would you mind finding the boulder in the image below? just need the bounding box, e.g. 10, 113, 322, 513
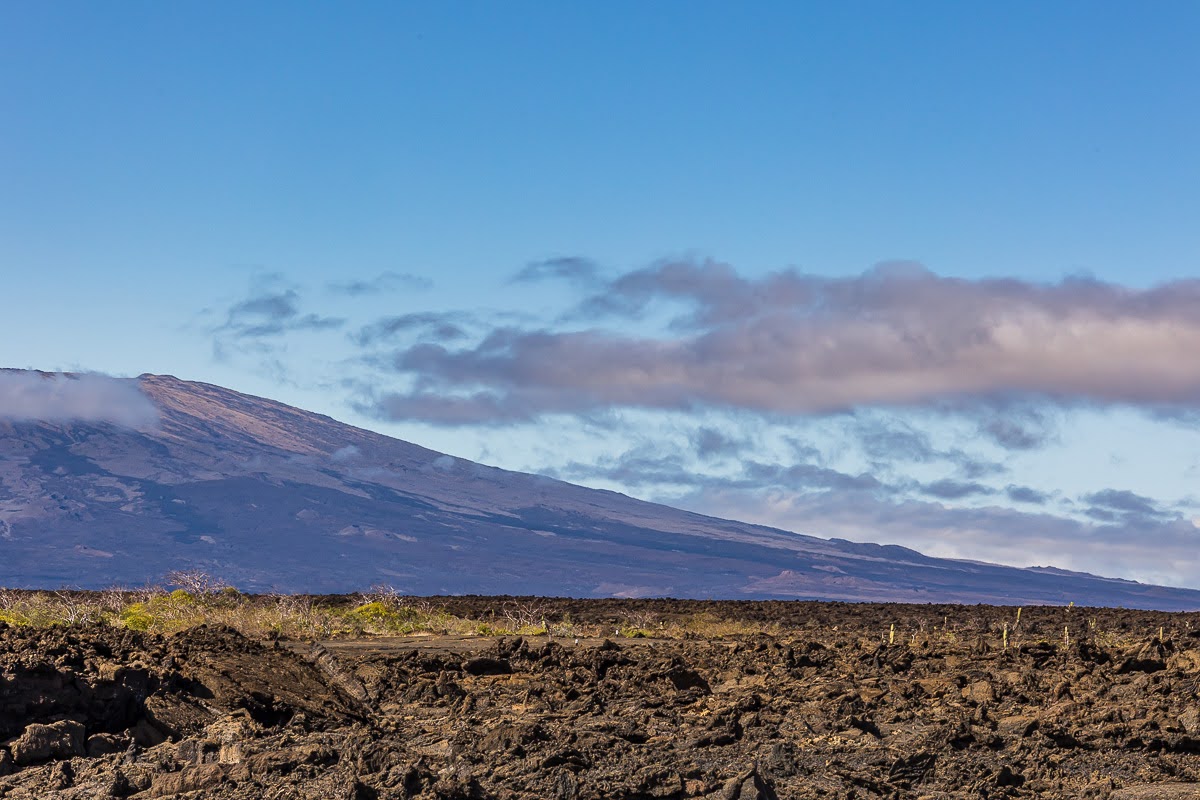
8, 720, 85, 765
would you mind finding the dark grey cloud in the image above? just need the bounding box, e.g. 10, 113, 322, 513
230, 290, 298, 322
783, 436, 824, 464
327, 271, 432, 296
367, 262, 1200, 425
1082, 506, 1121, 523
550, 445, 882, 495
852, 417, 1002, 476
955, 456, 1008, 481
692, 427, 745, 459
223, 289, 344, 338
576, 258, 813, 325
292, 314, 346, 332
551, 452, 691, 488
355, 312, 471, 346
511, 257, 603, 287
981, 418, 1047, 450
1082, 489, 1171, 523
374, 392, 502, 426
744, 461, 883, 492
0, 370, 158, 428
856, 419, 939, 464
974, 406, 1057, 451
921, 479, 995, 500
1006, 485, 1049, 504
817, 417, 1006, 482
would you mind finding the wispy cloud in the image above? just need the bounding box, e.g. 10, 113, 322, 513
973, 405, 1058, 451
691, 426, 746, 459
1081, 488, 1173, 525
0, 370, 158, 428
223, 288, 344, 338
534, 428, 1200, 585
511, 256, 604, 288
551, 450, 693, 488
676, 484, 1200, 588
327, 271, 432, 296
550, 443, 884, 495
354, 312, 472, 346
206, 277, 349, 386
851, 416, 1004, 478
1006, 485, 1050, 504
921, 479, 995, 500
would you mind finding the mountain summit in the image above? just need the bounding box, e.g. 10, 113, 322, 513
0, 371, 1197, 609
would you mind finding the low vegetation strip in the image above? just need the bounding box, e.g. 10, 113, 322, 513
1, 572, 1199, 648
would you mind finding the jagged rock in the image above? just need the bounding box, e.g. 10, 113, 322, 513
309, 642, 371, 706
47, 759, 74, 790
631, 765, 684, 798
995, 765, 1025, 787
87, 732, 130, 757
1113, 784, 1200, 799
175, 737, 221, 765
8, 719, 85, 765
143, 763, 230, 797
462, 657, 511, 676
721, 768, 779, 800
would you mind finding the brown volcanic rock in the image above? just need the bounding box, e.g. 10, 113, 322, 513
1113, 786, 1200, 799
6, 720, 85, 765
2, 603, 1200, 798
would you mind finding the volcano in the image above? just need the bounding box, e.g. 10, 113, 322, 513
0, 370, 1197, 609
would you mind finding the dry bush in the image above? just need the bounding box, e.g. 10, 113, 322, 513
499, 600, 550, 634
163, 569, 228, 595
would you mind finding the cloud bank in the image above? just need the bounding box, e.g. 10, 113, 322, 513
0, 371, 159, 428
539, 433, 1200, 586
368, 262, 1200, 425
679, 484, 1200, 590
189, 260, 1200, 585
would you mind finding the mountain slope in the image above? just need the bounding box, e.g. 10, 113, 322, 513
1, 371, 1197, 609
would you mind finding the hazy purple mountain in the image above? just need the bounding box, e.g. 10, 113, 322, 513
1, 370, 1197, 609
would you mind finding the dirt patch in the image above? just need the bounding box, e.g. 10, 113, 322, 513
2, 603, 1200, 798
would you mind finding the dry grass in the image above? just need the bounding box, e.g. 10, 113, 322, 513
3, 578, 1166, 648
0, 582, 787, 642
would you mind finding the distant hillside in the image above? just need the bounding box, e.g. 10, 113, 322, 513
1, 370, 1198, 609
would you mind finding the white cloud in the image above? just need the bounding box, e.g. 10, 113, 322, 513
0, 370, 159, 428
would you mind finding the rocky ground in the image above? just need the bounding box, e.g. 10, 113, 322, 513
3, 600, 1200, 798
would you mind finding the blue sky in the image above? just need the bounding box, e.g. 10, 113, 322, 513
4, 2, 1200, 586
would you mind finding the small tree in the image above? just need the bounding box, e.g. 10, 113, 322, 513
163, 569, 226, 596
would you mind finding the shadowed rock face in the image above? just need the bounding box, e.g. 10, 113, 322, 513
0, 371, 1198, 608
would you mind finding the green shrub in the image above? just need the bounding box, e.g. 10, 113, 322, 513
119, 603, 154, 631
0, 610, 29, 626
118, 590, 205, 633
348, 601, 394, 623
